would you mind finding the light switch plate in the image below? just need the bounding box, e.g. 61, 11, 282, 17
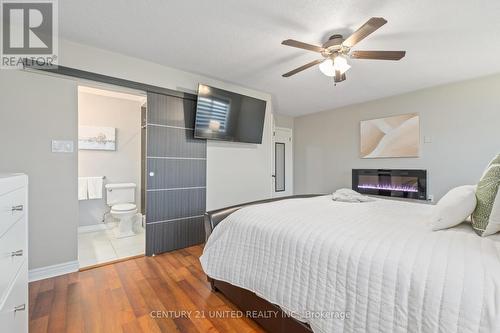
424, 136, 432, 143
52, 140, 74, 153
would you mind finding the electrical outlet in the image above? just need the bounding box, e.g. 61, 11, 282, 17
428, 194, 434, 202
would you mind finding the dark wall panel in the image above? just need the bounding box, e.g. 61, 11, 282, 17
146, 217, 205, 255
145, 93, 206, 256
146, 188, 206, 223
147, 158, 206, 189
148, 94, 197, 128
147, 126, 206, 158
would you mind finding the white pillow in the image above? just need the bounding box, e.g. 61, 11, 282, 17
430, 185, 477, 231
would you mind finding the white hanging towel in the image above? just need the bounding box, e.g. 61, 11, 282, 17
87, 177, 103, 199
78, 177, 88, 200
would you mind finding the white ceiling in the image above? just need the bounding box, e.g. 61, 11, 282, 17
60, 0, 500, 116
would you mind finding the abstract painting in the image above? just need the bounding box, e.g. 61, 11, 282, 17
360, 113, 419, 158
78, 126, 116, 151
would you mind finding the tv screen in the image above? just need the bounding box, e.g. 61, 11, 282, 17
194, 84, 266, 144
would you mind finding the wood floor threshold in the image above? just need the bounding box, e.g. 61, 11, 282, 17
78, 254, 145, 271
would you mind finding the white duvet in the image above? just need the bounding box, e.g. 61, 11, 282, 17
200, 195, 500, 333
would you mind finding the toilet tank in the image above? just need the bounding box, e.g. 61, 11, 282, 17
105, 183, 136, 205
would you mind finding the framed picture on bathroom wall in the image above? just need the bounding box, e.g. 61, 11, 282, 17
360, 113, 420, 158
78, 126, 116, 151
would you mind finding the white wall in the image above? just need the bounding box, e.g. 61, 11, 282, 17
294, 74, 500, 200
78, 91, 142, 226
0, 70, 78, 270
274, 114, 294, 129
57, 40, 274, 211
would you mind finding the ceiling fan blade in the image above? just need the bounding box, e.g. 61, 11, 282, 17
282, 39, 324, 53
350, 50, 406, 60
282, 59, 324, 77
342, 17, 387, 48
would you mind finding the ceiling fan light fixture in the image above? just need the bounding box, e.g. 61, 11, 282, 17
319, 58, 336, 77
333, 55, 351, 74
319, 55, 351, 77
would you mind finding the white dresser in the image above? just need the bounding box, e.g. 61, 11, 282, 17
0, 174, 28, 333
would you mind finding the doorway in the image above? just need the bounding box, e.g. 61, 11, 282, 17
77, 85, 147, 268
273, 127, 293, 197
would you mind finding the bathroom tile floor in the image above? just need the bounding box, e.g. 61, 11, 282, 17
78, 223, 145, 268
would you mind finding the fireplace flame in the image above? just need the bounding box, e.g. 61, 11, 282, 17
357, 184, 418, 193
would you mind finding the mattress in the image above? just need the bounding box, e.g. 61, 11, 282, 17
200, 195, 500, 333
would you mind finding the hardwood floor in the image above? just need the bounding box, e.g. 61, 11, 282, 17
29, 245, 265, 333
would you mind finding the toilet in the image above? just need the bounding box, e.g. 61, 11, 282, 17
105, 183, 139, 238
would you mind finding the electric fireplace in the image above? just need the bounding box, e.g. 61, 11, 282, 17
352, 169, 427, 200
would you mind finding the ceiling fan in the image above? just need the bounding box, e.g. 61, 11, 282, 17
281, 17, 406, 83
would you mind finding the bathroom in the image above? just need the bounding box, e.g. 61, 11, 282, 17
77, 85, 146, 268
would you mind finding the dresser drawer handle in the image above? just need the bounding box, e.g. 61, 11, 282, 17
14, 304, 26, 312
11, 249, 23, 257
11, 205, 24, 212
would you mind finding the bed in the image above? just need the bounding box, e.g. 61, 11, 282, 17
200, 195, 500, 333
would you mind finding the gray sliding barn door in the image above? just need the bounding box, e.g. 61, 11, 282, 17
145, 92, 206, 256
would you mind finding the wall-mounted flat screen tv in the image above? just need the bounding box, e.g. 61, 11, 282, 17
194, 84, 267, 144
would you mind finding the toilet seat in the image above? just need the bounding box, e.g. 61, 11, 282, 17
111, 203, 137, 212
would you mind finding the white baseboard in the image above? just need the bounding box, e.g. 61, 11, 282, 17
29, 260, 79, 282
78, 223, 113, 234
